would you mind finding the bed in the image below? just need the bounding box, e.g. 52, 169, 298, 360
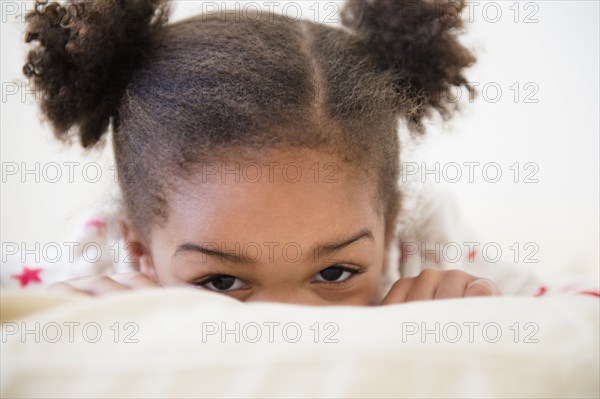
1, 288, 598, 398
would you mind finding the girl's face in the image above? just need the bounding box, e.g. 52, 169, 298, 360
133, 148, 389, 305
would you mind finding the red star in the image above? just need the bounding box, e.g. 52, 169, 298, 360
11, 267, 43, 288
85, 218, 106, 236
578, 290, 600, 298
468, 248, 477, 262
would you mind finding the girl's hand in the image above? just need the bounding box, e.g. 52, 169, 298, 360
381, 268, 501, 304
47, 272, 160, 296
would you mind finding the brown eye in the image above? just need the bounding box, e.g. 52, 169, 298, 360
313, 266, 358, 283
196, 275, 246, 292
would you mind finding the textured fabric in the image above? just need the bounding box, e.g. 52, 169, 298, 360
1, 289, 598, 398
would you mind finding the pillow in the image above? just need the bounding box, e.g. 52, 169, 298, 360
1, 289, 598, 398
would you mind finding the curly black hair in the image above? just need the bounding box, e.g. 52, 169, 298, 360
23, 0, 476, 243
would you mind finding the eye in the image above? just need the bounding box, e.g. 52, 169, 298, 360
312, 266, 359, 284
195, 275, 247, 292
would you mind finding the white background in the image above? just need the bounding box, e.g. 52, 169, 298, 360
1, 1, 598, 280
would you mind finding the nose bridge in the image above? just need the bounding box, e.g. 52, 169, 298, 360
248, 288, 298, 304
254, 243, 307, 279
242, 241, 315, 304
247, 284, 315, 305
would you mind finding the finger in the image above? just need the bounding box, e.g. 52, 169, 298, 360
465, 278, 502, 297
110, 272, 160, 289
381, 277, 415, 305
66, 275, 130, 295
433, 270, 475, 300
406, 269, 443, 302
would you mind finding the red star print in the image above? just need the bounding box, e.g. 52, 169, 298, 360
11, 266, 43, 288
577, 290, 600, 298
85, 218, 106, 236
468, 248, 477, 262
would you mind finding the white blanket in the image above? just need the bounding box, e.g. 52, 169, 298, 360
1, 288, 598, 398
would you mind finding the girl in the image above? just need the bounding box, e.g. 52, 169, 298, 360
10, 0, 506, 304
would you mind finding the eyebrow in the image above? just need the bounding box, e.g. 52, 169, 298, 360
174, 243, 245, 264
317, 229, 373, 257
172, 229, 373, 264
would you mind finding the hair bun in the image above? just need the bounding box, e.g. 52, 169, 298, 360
23, 0, 170, 148
341, 0, 476, 132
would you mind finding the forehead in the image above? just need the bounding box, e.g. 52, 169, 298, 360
161, 148, 381, 244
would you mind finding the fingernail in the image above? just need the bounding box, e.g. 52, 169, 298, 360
465, 279, 496, 297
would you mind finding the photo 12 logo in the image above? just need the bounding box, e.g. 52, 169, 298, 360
400, 241, 540, 265
1, 321, 140, 344
401, 162, 540, 184
401, 321, 540, 344
200, 321, 340, 344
